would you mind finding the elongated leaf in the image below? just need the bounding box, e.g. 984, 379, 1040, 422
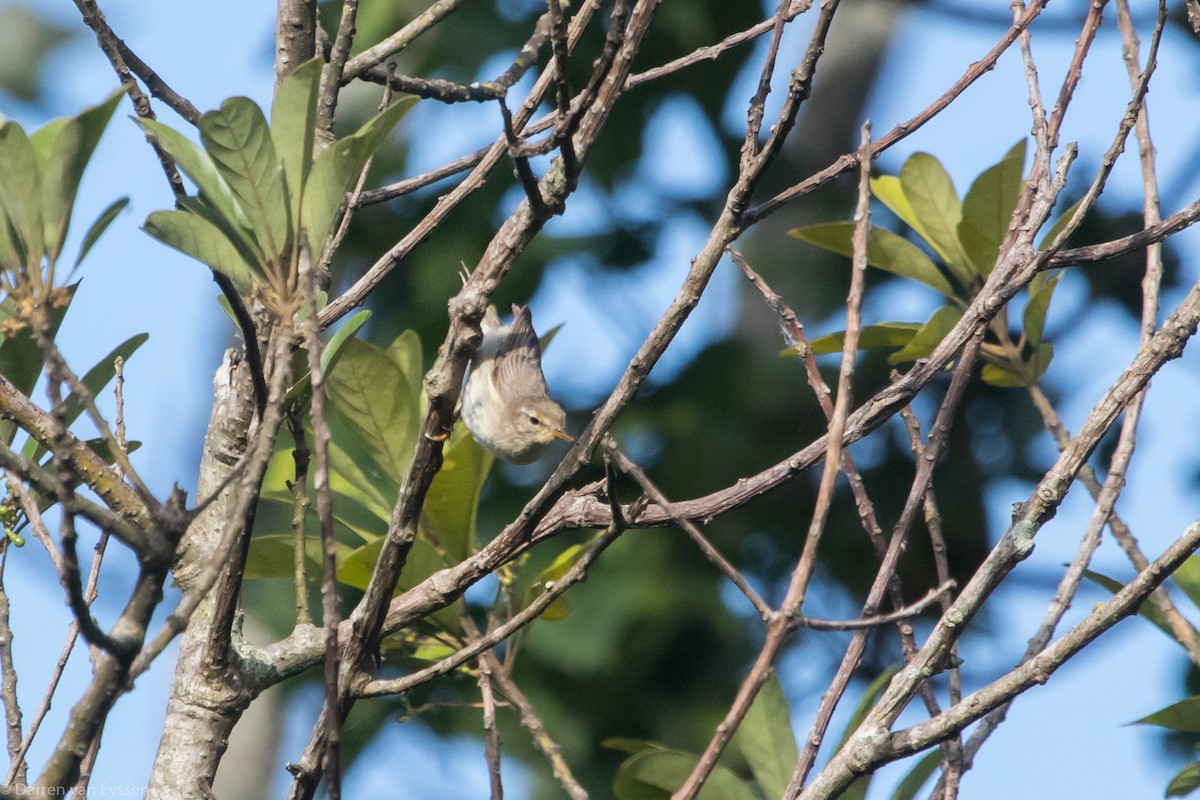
981, 342, 1052, 387
522, 542, 587, 622
287, 309, 373, 402
1038, 197, 1086, 249
244, 532, 354, 580
1169, 557, 1200, 611
1132, 697, 1200, 733
199, 97, 291, 263
613, 750, 757, 800
0, 283, 75, 444
143, 210, 259, 292
30, 89, 123, 260
809, 323, 922, 355
1083, 568, 1178, 642
386, 329, 424, 409
327, 437, 394, 523
72, 196, 129, 271
899, 153, 974, 287
958, 140, 1025, 276
0, 119, 43, 264
338, 537, 457, 630
1023, 272, 1060, 348
135, 117, 258, 257
271, 58, 322, 226
888, 306, 963, 365
423, 420, 493, 562
732, 673, 797, 800
302, 96, 416, 256
326, 336, 418, 485
890, 751, 941, 800
789, 222, 955, 298
1166, 762, 1200, 798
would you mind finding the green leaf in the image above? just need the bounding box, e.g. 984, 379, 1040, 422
809, 323, 922, 355
286, 309, 373, 402
1083, 568, 1178, 641
0, 119, 43, 265
1166, 762, 1200, 798
1038, 197, 1086, 249
326, 337, 418, 485
613, 750, 757, 800
142, 210, 259, 292
301, 96, 416, 256
72, 196, 129, 272
732, 673, 797, 800
134, 117, 258, 257
338, 537, 457, 629
0, 283, 75, 444
603, 738, 672, 756
898, 152, 974, 287
1170, 557, 1200, 611
889, 751, 941, 800
423, 420, 493, 563
958, 140, 1025, 276
888, 306, 963, 365
199, 97, 291, 264
981, 343, 1052, 387
1132, 697, 1200, 733
244, 532, 353, 580
30, 89, 123, 261
326, 437, 394, 523
789, 222, 955, 298
386, 329, 424, 408
1023, 273, 1060, 348
271, 58, 322, 227
522, 542, 586, 621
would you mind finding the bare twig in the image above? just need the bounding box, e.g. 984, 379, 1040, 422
485, 649, 588, 800
0, 546, 23, 784
477, 654, 504, 800
603, 442, 771, 621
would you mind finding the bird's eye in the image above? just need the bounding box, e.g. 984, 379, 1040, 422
528, 415, 540, 426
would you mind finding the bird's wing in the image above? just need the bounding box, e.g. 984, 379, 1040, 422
492, 305, 550, 398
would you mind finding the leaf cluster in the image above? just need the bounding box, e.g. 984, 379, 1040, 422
140, 60, 414, 312
790, 142, 1074, 388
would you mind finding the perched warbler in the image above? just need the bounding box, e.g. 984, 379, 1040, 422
461, 304, 573, 464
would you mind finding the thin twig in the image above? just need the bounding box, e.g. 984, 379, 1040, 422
477, 653, 504, 799
0, 545, 23, 784
356, 513, 639, 699
485, 648, 588, 800
603, 442, 771, 620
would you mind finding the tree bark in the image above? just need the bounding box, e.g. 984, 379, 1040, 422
146, 350, 260, 799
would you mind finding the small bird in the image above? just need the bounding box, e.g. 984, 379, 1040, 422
461, 304, 573, 464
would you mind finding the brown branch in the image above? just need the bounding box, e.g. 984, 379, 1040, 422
484, 648, 588, 800
356, 513, 636, 699
800, 274, 1200, 798
315, 0, 359, 147
743, 0, 1049, 226
603, 442, 770, 620
276, 0, 317, 88
1047, 197, 1200, 268
477, 653, 504, 800
341, 0, 465, 83
317, 0, 605, 328
0, 546, 22, 785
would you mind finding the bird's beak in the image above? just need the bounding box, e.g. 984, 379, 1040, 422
551, 429, 575, 444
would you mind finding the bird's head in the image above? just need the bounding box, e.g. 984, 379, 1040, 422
501, 397, 572, 464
